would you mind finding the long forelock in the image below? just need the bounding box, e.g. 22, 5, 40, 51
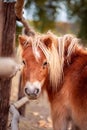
32, 36, 42, 61
37, 37, 63, 91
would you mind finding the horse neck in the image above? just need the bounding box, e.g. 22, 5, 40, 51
42, 76, 63, 103
44, 47, 87, 103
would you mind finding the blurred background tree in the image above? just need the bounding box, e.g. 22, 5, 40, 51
65, 0, 87, 41
16, 0, 87, 43
24, 0, 62, 33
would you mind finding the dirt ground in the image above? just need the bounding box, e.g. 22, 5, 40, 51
8, 72, 53, 130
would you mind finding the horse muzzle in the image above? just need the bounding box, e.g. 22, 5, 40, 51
25, 87, 40, 100
24, 81, 41, 100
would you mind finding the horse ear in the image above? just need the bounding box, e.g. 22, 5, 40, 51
18, 35, 29, 49
42, 36, 52, 49
42, 31, 57, 49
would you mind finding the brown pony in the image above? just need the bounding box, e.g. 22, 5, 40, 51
19, 32, 87, 130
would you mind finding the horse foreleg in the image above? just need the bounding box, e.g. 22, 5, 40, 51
52, 113, 69, 130
69, 121, 80, 130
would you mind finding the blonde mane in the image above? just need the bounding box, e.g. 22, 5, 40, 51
37, 34, 80, 90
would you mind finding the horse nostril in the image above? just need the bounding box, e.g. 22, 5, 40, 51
25, 87, 40, 96
25, 88, 30, 95
34, 88, 39, 95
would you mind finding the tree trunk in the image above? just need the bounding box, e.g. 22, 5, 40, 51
0, 1, 16, 130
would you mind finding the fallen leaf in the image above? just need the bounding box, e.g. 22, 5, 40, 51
38, 120, 46, 127
47, 117, 52, 123
32, 112, 39, 116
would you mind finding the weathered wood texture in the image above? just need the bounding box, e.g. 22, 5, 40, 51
0, 2, 16, 130
18, 73, 26, 116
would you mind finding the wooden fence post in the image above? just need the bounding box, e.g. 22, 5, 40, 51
0, 1, 16, 130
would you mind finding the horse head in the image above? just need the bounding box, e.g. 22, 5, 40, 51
18, 33, 56, 99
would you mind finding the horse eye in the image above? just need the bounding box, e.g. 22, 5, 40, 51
22, 60, 26, 65
43, 61, 48, 68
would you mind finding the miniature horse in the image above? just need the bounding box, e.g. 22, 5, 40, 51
19, 32, 87, 130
